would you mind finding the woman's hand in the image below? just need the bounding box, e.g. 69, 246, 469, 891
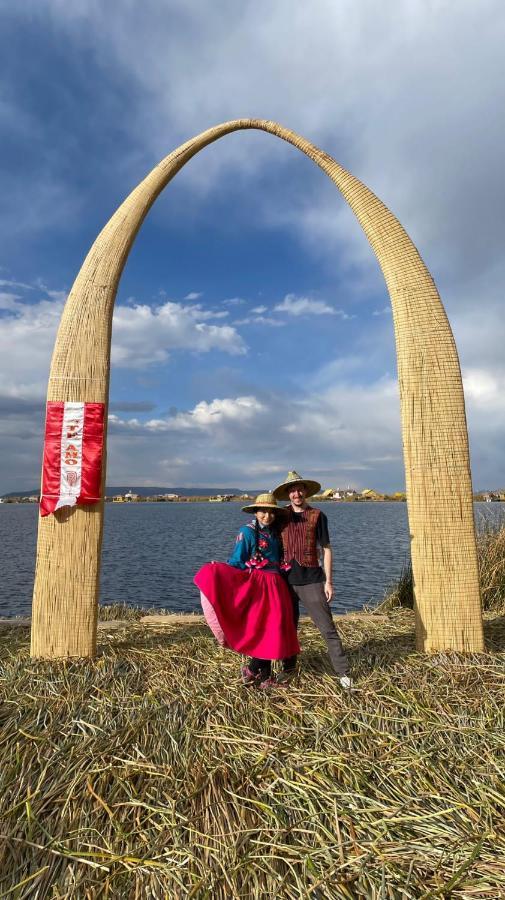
324, 581, 333, 603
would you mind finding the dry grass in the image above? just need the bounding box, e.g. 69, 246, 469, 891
1, 611, 504, 898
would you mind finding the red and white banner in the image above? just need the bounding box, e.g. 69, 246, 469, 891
40, 401, 105, 517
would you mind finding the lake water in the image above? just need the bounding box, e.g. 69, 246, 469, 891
1, 502, 504, 618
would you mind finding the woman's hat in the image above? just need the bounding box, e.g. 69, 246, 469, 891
271, 470, 321, 501
242, 492, 285, 513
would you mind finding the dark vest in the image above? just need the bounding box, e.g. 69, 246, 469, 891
280, 506, 320, 567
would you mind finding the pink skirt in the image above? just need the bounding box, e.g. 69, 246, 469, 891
194, 562, 300, 659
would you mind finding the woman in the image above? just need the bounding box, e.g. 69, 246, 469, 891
194, 493, 299, 689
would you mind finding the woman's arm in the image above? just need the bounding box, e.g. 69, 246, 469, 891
227, 527, 252, 569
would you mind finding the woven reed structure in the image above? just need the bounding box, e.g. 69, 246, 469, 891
31, 119, 484, 658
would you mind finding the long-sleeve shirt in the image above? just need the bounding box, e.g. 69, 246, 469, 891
227, 521, 282, 570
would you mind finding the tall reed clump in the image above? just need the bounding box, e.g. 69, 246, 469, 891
1, 613, 504, 897
477, 520, 505, 611
380, 521, 505, 614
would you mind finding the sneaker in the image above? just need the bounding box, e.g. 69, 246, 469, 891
241, 665, 260, 686
259, 675, 277, 690
339, 675, 353, 691
275, 668, 296, 686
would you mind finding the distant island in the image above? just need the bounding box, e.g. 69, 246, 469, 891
2, 485, 504, 504
0, 486, 264, 502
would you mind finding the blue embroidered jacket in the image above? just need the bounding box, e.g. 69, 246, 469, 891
227, 521, 282, 570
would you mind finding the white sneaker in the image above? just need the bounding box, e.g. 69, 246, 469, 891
339, 675, 353, 690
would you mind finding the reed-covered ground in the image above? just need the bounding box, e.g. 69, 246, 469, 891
1, 607, 504, 899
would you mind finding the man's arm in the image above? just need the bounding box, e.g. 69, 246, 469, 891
317, 512, 333, 602
322, 545, 333, 602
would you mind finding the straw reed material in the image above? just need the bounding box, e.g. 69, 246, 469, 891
31, 120, 484, 658
4, 614, 504, 894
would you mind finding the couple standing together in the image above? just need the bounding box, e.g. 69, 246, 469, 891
194, 471, 352, 691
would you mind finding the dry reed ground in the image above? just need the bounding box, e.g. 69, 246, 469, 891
1, 610, 504, 899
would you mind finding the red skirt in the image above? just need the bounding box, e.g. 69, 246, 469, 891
194, 562, 300, 660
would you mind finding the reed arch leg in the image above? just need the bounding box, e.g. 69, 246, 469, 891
30, 119, 484, 658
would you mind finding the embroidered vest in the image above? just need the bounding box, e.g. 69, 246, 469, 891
280, 507, 320, 567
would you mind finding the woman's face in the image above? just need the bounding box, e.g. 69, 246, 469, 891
255, 509, 275, 527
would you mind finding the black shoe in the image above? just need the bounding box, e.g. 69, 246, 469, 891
276, 668, 296, 686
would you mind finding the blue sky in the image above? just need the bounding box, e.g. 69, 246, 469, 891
1, 1, 504, 493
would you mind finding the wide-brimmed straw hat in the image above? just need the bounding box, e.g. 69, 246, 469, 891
271, 470, 321, 501
242, 492, 285, 513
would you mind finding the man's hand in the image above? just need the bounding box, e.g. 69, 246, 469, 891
324, 581, 333, 603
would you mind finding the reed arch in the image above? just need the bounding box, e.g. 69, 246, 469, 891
31, 119, 484, 658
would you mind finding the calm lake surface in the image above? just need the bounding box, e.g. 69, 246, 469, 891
1, 502, 504, 618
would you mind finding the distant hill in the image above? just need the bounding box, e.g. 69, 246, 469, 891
2, 486, 264, 499
104, 486, 259, 497
2, 489, 41, 499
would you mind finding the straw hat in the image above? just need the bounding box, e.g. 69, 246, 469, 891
242, 492, 285, 513
271, 470, 321, 501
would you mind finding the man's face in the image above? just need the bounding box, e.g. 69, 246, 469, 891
288, 483, 307, 507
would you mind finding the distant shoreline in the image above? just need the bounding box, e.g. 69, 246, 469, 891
2, 495, 504, 504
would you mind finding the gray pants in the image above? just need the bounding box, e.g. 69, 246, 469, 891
291, 582, 349, 676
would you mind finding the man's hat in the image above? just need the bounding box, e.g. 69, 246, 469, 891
272, 470, 322, 501
242, 492, 285, 513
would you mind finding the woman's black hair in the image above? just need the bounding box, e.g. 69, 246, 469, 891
252, 509, 283, 564
254, 516, 260, 557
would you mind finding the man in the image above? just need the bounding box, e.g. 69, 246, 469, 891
272, 470, 352, 689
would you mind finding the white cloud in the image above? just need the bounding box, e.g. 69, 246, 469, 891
0, 292, 22, 311
0, 279, 34, 290
5, 2, 505, 294
251, 305, 267, 314
0, 296, 64, 399
254, 316, 284, 327
0, 285, 249, 491
105, 376, 403, 490
222, 297, 246, 307
111, 300, 246, 368
233, 315, 283, 327
274, 294, 351, 318
0, 292, 247, 402
31, 1, 504, 281
184, 291, 203, 300
244, 462, 288, 477
111, 395, 264, 433
463, 369, 501, 405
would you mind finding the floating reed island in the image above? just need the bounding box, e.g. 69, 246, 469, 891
1, 599, 505, 896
